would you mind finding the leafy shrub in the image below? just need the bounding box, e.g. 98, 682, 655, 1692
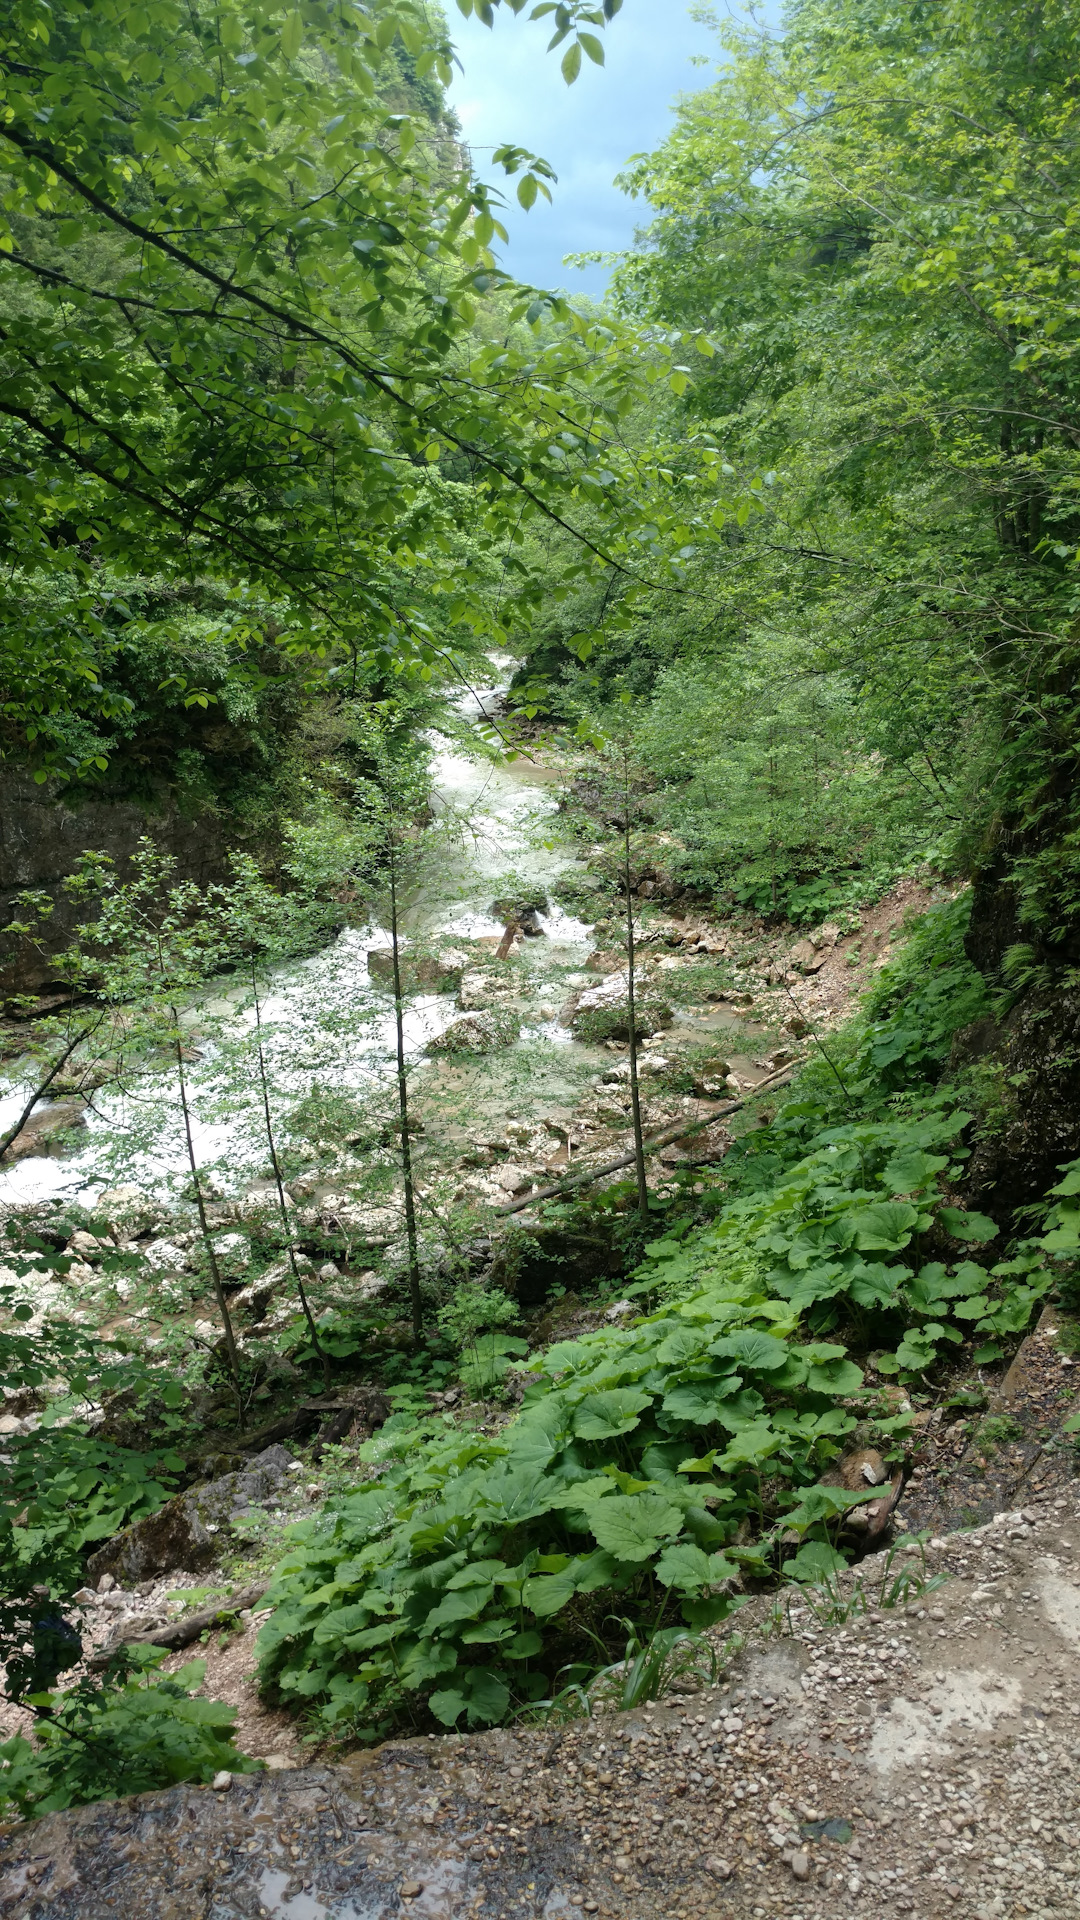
1, 1427, 182, 1594
256, 1261, 898, 1737
849, 892, 991, 1094
0, 1648, 260, 1818
653, 1098, 1054, 1371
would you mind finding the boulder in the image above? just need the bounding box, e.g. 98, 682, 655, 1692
458, 969, 517, 1013
491, 892, 548, 935
788, 938, 827, 974
427, 1010, 520, 1055
5, 1100, 87, 1161
86, 1445, 295, 1585
571, 997, 673, 1044
367, 946, 470, 993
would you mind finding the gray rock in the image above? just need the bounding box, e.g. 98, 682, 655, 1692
790, 1850, 811, 1881
86, 1445, 295, 1584
368, 946, 469, 993
427, 1010, 520, 1055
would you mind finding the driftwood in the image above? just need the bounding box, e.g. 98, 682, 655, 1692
90, 1581, 270, 1667
496, 1063, 796, 1217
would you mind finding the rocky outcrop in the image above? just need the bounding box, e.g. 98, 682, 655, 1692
427, 1010, 520, 1055
86, 1445, 295, 1585
0, 770, 236, 999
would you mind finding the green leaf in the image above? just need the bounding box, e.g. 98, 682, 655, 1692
709, 1330, 788, 1371
938, 1207, 999, 1243
716, 1419, 783, 1468
561, 40, 582, 82
654, 1543, 736, 1591
882, 1148, 949, 1192
428, 1687, 467, 1727
578, 31, 605, 65
786, 1539, 848, 1582
660, 1377, 740, 1425
802, 1356, 864, 1395
572, 1388, 652, 1441
848, 1202, 919, 1251
465, 1669, 510, 1725
587, 1493, 684, 1563
517, 172, 539, 211
782, 1484, 879, 1529
280, 11, 303, 59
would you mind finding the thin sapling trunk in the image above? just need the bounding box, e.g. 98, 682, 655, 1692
620, 750, 650, 1224
249, 960, 332, 1390
386, 817, 424, 1342
172, 1020, 244, 1426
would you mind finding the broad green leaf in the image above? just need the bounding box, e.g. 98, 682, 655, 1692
428, 1687, 467, 1727
660, 1377, 740, 1425
882, 1148, 949, 1192
573, 1388, 652, 1441
709, 1330, 788, 1371
782, 1484, 879, 1529
802, 1356, 864, 1395
848, 1202, 919, 1251
938, 1207, 999, 1243
716, 1419, 783, 1468
586, 1493, 684, 1563
786, 1539, 848, 1581
465, 1669, 511, 1725
654, 1543, 736, 1591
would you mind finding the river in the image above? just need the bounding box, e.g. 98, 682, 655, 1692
0, 666, 598, 1215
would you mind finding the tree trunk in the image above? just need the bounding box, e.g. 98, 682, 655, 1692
387, 834, 424, 1341
172, 1025, 243, 1425
621, 757, 650, 1223
249, 961, 332, 1391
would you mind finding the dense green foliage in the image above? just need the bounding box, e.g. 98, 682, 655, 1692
7, 0, 1080, 1798
253, 889, 1072, 1739
0, 0, 724, 797
0, 1649, 259, 1818
512, 0, 1080, 937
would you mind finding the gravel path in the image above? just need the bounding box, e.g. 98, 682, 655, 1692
2, 1488, 1079, 1920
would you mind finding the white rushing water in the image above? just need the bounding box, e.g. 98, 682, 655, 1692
0, 668, 595, 1212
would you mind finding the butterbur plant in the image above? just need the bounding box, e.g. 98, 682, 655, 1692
677, 1100, 1054, 1376
254, 1264, 897, 1736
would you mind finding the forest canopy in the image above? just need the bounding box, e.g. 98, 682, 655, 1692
0, 0, 711, 790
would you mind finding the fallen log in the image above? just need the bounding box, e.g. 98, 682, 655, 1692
496, 1063, 796, 1217
90, 1581, 269, 1667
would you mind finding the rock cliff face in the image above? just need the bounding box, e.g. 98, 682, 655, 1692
963, 836, 1080, 1215
0, 771, 234, 998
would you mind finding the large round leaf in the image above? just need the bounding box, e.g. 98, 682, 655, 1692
572, 1388, 652, 1440
709, 1330, 789, 1371
586, 1492, 684, 1563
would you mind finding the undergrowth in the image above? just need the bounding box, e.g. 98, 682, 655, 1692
254, 889, 1079, 1741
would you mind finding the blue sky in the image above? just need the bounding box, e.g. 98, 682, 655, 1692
446, 2, 724, 296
